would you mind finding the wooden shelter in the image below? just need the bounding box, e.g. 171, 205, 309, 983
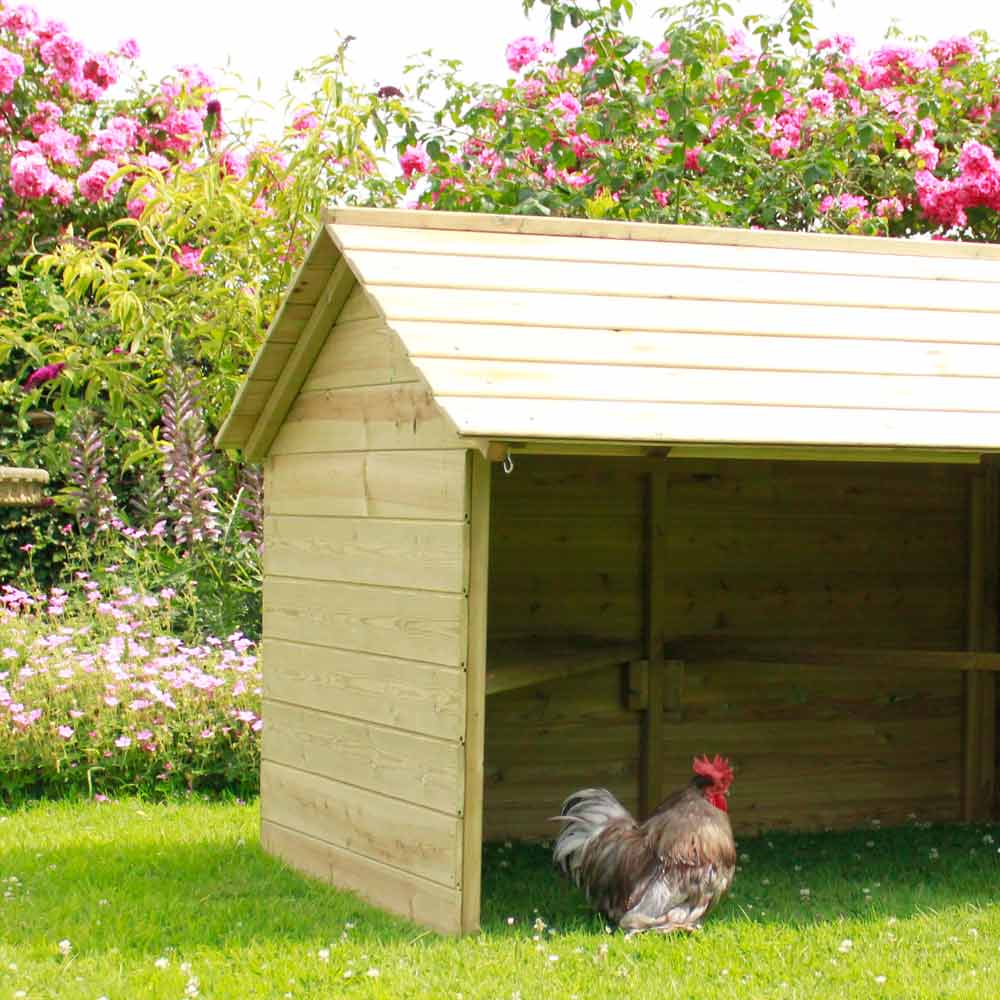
218, 208, 1000, 935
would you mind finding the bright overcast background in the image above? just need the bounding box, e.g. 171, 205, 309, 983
32, 0, 1000, 120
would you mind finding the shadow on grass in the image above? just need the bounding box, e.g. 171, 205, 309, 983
2, 803, 998, 955
480, 821, 1000, 935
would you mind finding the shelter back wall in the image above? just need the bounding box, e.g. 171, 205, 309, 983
484, 455, 968, 838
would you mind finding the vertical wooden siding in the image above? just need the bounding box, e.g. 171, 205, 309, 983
484, 455, 968, 839
261, 286, 473, 933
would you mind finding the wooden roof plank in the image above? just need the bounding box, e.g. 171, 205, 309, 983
243, 257, 356, 461
347, 248, 1000, 313
332, 223, 1000, 283
437, 396, 1000, 450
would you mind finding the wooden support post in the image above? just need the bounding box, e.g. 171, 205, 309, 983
461, 450, 491, 933
962, 466, 998, 822
640, 464, 667, 819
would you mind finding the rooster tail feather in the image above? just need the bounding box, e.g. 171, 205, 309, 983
552, 787, 633, 885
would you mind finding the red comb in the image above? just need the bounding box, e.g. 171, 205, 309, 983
692, 754, 734, 792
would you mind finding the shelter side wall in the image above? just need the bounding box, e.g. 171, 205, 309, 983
260, 287, 472, 934
483, 455, 966, 839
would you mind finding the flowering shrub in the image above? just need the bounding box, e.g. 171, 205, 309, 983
401, 0, 1000, 240
0, 577, 261, 803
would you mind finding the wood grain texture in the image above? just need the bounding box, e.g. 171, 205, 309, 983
349, 248, 1000, 313
640, 465, 667, 818
301, 317, 419, 392
331, 222, 1000, 280
269, 382, 463, 455
263, 576, 467, 666
263, 514, 467, 593
262, 820, 462, 934
263, 699, 463, 813
265, 450, 469, 520
262, 761, 461, 886
325, 208, 1000, 261
263, 638, 465, 740
245, 257, 357, 460
462, 451, 490, 933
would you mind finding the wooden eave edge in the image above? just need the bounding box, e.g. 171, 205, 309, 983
322, 205, 1000, 261
215, 224, 346, 453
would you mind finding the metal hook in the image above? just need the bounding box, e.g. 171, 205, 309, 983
502, 451, 515, 475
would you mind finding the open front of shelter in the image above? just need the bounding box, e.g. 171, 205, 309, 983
217, 208, 1000, 935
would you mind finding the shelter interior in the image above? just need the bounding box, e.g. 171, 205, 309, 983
483, 451, 998, 839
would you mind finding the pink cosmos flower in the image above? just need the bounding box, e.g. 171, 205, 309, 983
118, 38, 140, 59
173, 244, 206, 275
506, 35, 542, 72
876, 197, 905, 219
930, 35, 978, 68
652, 187, 671, 207
399, 143, 431, 178
0, 46, 25, 94
136, 729, 153, 741
10, 150, 54, 198
114, 735, 132, 749
57, 725, 74, 738
77, 158, 123, 203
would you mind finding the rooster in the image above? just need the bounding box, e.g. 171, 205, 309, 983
552, 755, 735, 934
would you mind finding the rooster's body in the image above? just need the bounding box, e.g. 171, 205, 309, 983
553, 756, 736, 934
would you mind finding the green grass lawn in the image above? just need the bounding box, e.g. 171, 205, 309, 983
2, 799, 999, 999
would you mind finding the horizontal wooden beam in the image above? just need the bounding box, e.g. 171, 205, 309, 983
485, 638, 642, 696
666, 637, 1000, 672
478, 439, 982, 465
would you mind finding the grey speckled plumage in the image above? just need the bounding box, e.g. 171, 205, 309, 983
553, 776, 736, 934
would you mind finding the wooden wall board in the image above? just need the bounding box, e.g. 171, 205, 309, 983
261, 761, 461, 886
263, 820, 462, 934
263, 638, 466, 741
263, 514, 468, 593
263, 700, 464, 814
265, 450, 469, 521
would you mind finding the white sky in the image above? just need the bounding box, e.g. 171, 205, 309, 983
32, 0, 1000, 125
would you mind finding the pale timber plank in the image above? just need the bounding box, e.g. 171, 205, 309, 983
435, 397, 1000, 450
265, 450, 469, 520
394, 322, 1000, 379
325, 207, 1000, 262
263, 515, 467, 592
333, 223, 1000, 282
461, 451, 490, 934
485, 638, 643, 695
269, 383, 464, 455
263, 577, 466, 666
263, 700, 464, 814
416, 359, 1000, 414
350, 249, 1000, 313
337, 284, 382, 323
373, 286, 1000, 346
245, 258, 358, 461
302, 317, 419, 392
263, 638, 465, 740
963, 469, 997, 820
261, 761, 461, 887
262, 820, 462, 934
641, 465, 667, 818
665, 639, 1000, 672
